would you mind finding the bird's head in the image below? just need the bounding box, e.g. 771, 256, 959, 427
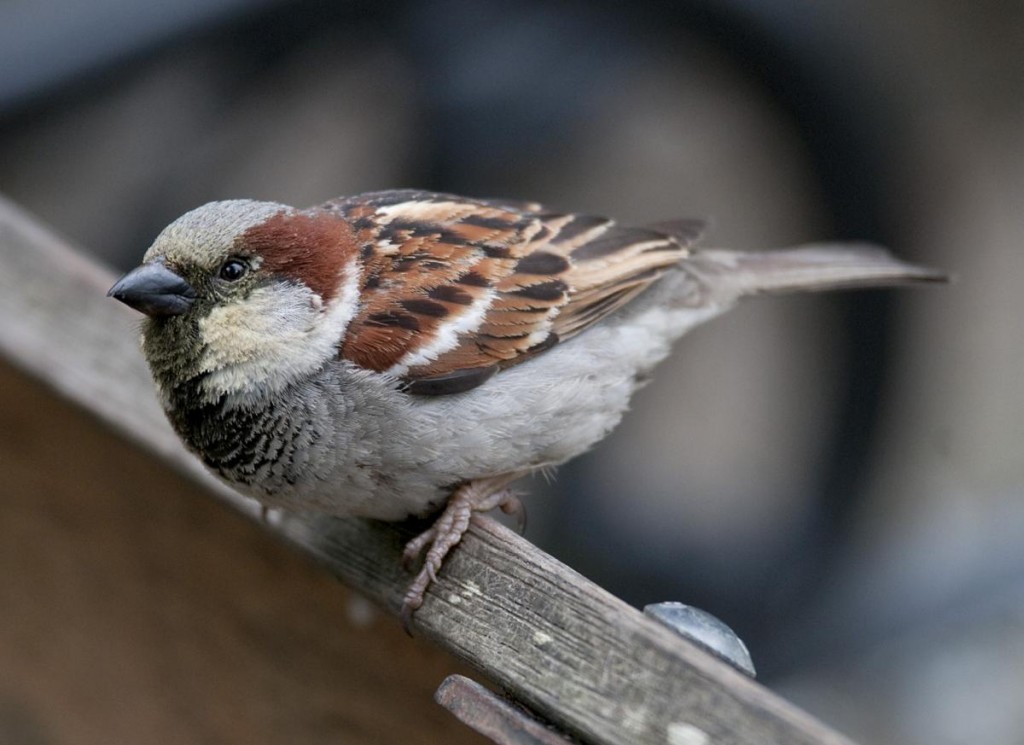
109, 200, 361, 404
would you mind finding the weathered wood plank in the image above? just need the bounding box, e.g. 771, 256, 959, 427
0, 195, 857, 745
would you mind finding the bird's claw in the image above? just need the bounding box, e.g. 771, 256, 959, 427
398, 478, 521, 633
499, 492, 527, 534
401, 526, 436, 570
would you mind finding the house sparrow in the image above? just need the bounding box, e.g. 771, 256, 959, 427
108, 189, 944, 624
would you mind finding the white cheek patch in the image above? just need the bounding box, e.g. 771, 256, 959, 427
197, 271, 359, 402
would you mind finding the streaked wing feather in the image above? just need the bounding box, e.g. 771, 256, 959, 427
325, 191, 701, 394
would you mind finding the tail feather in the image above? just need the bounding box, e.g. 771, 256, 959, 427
689, 244, 948, 299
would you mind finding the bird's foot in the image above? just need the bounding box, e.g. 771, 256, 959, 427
400, 476, 520, 632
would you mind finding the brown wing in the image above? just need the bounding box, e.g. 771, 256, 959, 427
324, 190, 702, 394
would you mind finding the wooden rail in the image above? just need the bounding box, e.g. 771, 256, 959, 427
0, 195, 856, 745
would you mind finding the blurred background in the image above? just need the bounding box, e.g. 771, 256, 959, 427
1, 0, 1021, 742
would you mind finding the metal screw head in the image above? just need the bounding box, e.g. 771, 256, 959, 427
644, 602, 756, 678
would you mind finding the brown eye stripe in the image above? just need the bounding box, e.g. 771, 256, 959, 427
239, 210, 359, 303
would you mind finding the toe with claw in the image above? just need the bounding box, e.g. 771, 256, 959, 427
399, 475, 522, 632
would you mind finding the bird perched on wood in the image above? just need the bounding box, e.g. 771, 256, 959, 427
108, 189, 944, 625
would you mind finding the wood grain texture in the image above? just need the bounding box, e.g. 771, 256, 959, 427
0, 195, 857, 745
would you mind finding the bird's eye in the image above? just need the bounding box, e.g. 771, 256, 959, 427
218, 259, 248, 282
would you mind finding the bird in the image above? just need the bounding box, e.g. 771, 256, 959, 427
108, 189, 945, 626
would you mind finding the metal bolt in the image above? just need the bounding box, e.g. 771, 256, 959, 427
644, 602, 756, 678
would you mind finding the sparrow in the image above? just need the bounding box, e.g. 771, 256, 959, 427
108, 189, 944, 625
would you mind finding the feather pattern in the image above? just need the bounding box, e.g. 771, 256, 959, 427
324, 191, 702, 392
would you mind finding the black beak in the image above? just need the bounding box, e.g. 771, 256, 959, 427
108, 262, 197, 317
